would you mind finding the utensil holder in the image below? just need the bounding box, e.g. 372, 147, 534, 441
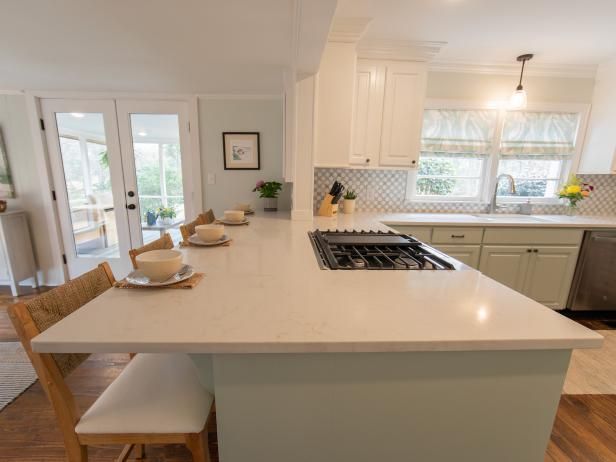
318, 194, 338, 217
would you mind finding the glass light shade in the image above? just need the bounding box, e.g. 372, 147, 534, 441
509, 89, 527, 110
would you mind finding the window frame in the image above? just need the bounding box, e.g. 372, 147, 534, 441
406, 100, 591, 204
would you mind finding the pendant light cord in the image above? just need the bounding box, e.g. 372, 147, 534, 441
517, 59, 526, 90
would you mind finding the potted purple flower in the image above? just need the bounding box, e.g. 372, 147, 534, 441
253, 180, 283, 211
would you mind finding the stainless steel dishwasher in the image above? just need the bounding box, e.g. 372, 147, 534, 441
568, 231, 616, 310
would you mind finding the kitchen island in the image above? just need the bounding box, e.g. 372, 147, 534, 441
32, 212, 603, 462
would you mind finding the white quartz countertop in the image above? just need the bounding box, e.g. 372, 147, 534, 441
32, 212, 604, 354
354, 212, 616, 229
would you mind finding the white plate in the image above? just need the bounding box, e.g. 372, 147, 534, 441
218, 218, 249, 225
125, 265, 195, 286
188, 234, 231, 246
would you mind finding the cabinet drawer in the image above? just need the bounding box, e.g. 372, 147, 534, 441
483, 228, 583, 245
388, 226, 432, 243
432, 227, 483, 244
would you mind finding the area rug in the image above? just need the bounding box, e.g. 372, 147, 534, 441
0, 342, 37, 411
563, 330, 616, 394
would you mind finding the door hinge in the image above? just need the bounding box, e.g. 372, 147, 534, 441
62, 254, 67, 265
188, 121, 191, 132
51, 190, 57, 201
40, 118, 45, 131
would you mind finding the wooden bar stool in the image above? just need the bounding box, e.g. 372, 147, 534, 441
180, 209, 215, 244
8, 263, 214, 462
128, 232, 174, 269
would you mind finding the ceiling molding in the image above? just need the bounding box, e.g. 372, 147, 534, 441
357, 39, 447, 62
328, 17, 372, 43
428, 60, 597, 79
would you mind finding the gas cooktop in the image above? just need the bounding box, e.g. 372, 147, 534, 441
308, 230, 457, 270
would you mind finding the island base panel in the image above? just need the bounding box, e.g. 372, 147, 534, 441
212, 350, 570, 462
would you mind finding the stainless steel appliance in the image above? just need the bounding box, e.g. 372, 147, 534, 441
308, 230, 457, 270
568, 231, 616, 310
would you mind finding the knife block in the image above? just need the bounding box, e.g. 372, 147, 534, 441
318, 194, 338, 217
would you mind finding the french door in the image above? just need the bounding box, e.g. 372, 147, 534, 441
42, 98, 191, 279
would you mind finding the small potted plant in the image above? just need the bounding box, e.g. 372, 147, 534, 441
557, 175, 594, 215
144, 208, 158, 226
253, 180, 283, 211
342, 190, 357, 214
157, 206, 177, 225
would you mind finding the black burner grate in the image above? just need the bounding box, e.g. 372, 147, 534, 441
308, 230, 456, 270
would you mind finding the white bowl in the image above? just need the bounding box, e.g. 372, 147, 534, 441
195, 224, 224, 242
234, 203, 252, 212
224, 210, 245, 222
135, 249, 183, 282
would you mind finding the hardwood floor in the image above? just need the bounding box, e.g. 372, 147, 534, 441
1, 286, 615, 461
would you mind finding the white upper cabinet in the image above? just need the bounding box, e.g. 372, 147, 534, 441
314, 51, 427, 169
578, 58, 616, 174
350, 61, 385, 166
378, 61, 426, 167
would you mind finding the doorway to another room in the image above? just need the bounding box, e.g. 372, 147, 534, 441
42, 99, 193, 278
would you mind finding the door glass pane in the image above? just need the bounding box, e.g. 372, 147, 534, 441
55, 113, 120, 258
130, 114, 184, 244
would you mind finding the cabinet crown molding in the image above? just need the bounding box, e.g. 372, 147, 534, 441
328, 17, 372, 43
429, 59, 598, 79
357, 39, 447, 62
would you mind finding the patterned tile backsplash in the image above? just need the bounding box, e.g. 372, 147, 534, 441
314, 167, 616, 216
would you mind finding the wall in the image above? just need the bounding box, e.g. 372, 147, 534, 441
312, 71, 607, 216
0, 94, 63, 285
426, 71, 595, 104
314, 168, 616, 216
198, 97, 291, 215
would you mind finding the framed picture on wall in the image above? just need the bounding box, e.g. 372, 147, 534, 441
222, 132, 260, 170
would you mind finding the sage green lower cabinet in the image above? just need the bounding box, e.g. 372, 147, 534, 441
523, 246, 580, 309
479, 245, 579, 309
434, 244, 481, 269
478, 245, 531, 292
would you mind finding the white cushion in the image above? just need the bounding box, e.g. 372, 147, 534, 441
75, 353, 213, 434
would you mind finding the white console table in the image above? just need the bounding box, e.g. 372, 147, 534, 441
0, 210, 38, 296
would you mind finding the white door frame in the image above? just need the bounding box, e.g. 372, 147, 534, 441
116, 99, 194, 247
41, 98, 134, 278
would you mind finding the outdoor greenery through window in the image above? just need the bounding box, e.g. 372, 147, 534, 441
409, 104, 584, 203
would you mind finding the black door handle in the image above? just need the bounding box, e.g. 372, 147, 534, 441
126, 204, 136, 210
127, 191, 135, 197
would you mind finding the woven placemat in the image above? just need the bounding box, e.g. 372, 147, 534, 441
114, 272, 205, 289
179, 239, 232, 248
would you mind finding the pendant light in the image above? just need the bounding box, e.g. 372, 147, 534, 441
510, 54, 533, 110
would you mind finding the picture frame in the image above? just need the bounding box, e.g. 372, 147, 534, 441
0, 128, 15, 199
222, 132, 260, 170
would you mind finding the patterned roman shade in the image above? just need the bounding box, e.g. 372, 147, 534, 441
421, 109, 498, 156
500, 111, 580, 157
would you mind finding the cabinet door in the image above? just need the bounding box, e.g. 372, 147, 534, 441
379, 62, 427, 167
434, 245, 481, 269
350, 62, 385, 166
479, 246, 531, 292
524, 246, 579, 309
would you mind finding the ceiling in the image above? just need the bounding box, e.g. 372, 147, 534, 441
0, 0, 336, 93
336, 0, 616, 68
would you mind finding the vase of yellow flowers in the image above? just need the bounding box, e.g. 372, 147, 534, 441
557, 175, 593, 215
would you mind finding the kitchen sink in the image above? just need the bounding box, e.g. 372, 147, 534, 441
472, 214, 550, 223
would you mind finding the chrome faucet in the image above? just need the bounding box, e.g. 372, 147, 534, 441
489, 174, 516, 214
